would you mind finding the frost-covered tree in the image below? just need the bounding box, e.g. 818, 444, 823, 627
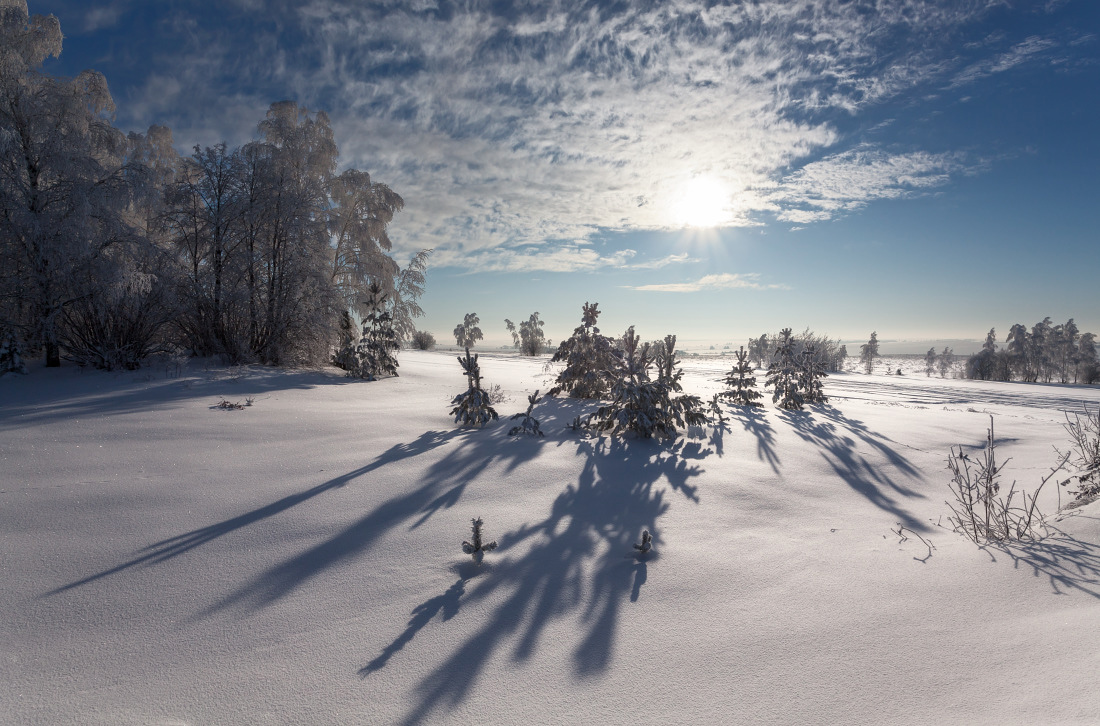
505, 312, 548, 356
766, 328, 803, 410
1077, 333, 1099, 385
925, 347, 937, 377
508, 390, 545, 437
966, 328, 997, 380
859, 332, 880, 375
799, 344, 828, 404
722, 346, 762, 407
450, 348, 498, 427
0, 2, 142, 367
389, 248, 431, 344
331, 310, 357, 370
0, 328, 27, 375
653, 334, 708, 431
937, 347, 954, 378
453, 313, 483, 348
549, 301, 617, 398
346, 283, 400, 380
834, 344, 848, 373
748, 334, 769, 369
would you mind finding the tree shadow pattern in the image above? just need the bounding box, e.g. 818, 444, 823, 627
780, 406, 926, 529
995, 521, 1100, 599
727, 405, 780, 474
363, 436, 702, 725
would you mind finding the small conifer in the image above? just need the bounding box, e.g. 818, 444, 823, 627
462, 517, 498, 559
450, 348, 499, 427
723, 346, 763, 407
766, 328, 803, 410
633, 529, 652, 554
508, 390, 545, 437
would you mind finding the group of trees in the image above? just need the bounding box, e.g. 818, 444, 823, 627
0, 3, 425, 372
964, 319, 1098, 385
747, 330, 847, 373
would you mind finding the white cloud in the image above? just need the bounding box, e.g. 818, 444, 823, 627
101, 0, 1074, 271
628, 273, 787, 293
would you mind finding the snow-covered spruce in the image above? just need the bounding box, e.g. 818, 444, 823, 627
707, 394, 729, 425
722, 345, 763, 407
1, 329, 28, 375
766, 328, 803, 410
450, 348, 499, 427
634, 529, 652, 554
508, 390, 545, 437
549, 301, 618, 399
585, 329, 706, 439
462, 517, 498, 559
799, 344, 828, 404
344, 283, 400, 380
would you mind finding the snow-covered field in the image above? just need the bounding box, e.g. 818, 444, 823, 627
3, 351, 1099, 725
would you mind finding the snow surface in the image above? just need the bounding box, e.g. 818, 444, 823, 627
2, 351, 1099, 725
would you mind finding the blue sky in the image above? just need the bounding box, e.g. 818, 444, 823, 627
30, 0, 1100, 351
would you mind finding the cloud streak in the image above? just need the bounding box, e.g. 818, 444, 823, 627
627, 273, 788, 293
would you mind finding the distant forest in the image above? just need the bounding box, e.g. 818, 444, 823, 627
963, 320, 1098, 385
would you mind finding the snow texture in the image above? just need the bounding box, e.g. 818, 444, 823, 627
3, 351, 1100, 725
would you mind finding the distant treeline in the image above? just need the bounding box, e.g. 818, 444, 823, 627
1, 5, 425, 373
963, 318, 1098, 384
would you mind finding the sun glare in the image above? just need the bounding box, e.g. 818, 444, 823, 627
670, 176, 731, 229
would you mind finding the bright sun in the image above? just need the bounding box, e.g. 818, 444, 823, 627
669, 176, 731, 229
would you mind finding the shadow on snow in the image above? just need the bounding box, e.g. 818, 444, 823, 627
361, 435, 703, 726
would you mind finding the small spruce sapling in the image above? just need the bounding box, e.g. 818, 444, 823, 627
0, 329, 28, 375
723, 345, 763, 407
462, 517, 498, 560
799, 344, 828, 404
347, 283, 401, 380
450, 348, 499, 426
633, 529, 652, 554
549, 302, 618, 398
508, 390, 545, 437
766, 328, 803, 410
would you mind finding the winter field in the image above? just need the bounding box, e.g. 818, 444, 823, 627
3, 351, 1100, 725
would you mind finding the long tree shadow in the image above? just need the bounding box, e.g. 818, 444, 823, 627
780, 406, 926, 529
44, 428, 466, 596
385, 435, 704, 725
199, 408, 593, 616
728, 405, 780, 474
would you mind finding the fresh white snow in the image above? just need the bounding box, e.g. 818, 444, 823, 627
2, 351, 1099, 725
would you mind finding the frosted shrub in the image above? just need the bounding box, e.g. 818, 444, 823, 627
450, 348, 498, 427
410, 330, 436, 350
1057, 405, 1100, 504
633, 529, 652, 555
505, 312, 548, 356
946, 417, 1066, 543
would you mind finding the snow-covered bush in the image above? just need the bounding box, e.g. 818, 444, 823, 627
450, 348, 499, 427
633, 529, 652, 555
410, 330, 435, 350
462, 517, 498, 560
766, 328, 803, 410
1057, 405, 1100, 504
583, 328, 705, 439
453, 313, 483, 348
722, 346, 762, 407
549, 302, 617, 398
946, 417, 1064, 543
505, 312, 549, 356
0, 329, 28, 375
508, 390, 545, 437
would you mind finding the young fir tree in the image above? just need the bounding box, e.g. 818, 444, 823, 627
633, 529, 652, 555
653, 334, 708, 431
799, 344, 828, 404
461, 517, 498, 560
766, 328, 803, 410
0, 329, 27, 375
349, 283, 400, 380
450, 348, 499, 427
859, 331, 880, 374
585, 328, 705, 438
508, 390, 545, 437
722, 346, 763, 407
549, 302, 617, 398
